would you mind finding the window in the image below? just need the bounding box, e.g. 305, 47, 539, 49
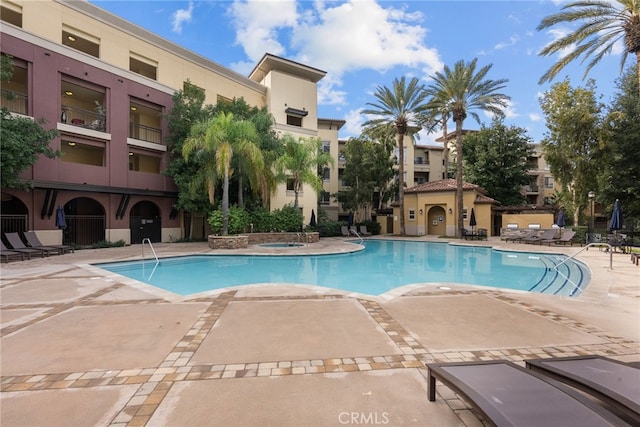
129, 99, 162, 144
322, 168, 330, 181
0, 2, 22, 27
463, 208, 468, 220
544, 177, 554, 188
286, 178, 296, 191
129, 54, 157, 80
415, 156, 424, 164
322, 142, 330, 153
286, 115, 302, 127
320, 191, 330, 205
0, 55, 28, 115
61, 140, 105, 166
408, 209, 415, 221
394, 147, 407, 164
62, 28, 100, 58
129, 152, 161, 173
216, 95, 232, 105
61, 79, 106, 131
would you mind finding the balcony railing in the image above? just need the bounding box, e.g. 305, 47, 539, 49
129, 122, 162, 145
1, 89, 28, 115
61, 105, 106, 132
524, 184, 539, 193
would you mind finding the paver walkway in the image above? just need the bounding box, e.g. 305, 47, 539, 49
1, 238, 638, 426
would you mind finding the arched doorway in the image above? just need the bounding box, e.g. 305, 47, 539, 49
0, 193, 28, 235
65, 198, 106, 246
130, 201, 161, 244
427, 206, 446, 235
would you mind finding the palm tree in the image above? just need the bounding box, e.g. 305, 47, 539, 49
361, 76, 431, 235
537, 0, 640, 90
275, 135, 334, 208
425, 59, 510, 238
182, 111, 263, 235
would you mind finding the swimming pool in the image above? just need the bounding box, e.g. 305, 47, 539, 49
95, 240, 590, 297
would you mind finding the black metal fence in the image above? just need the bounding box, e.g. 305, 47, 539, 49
64, 215, 105, 246
0, 214, 28, 237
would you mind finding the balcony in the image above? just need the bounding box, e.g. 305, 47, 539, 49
1, 89, 28, 115
414, 158, 429, 172
61, 104, 106, 132
129, 122, 162, 145
524, 184, 539, 194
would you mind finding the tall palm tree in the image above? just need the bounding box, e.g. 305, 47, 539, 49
183, 111, 263, 235
362, 76, 431, 235
275, 135, 334, 208
425, 59, 510, 238
537, 0, 640, 90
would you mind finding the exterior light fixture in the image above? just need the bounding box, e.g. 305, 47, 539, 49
67, 142, 76, 147
67, 35, 76, 42
64, 91, 73, 96
419, 209, 423, 215
130, 106, 137, 111
129, 152, 134, 156
448, 208, 453, 214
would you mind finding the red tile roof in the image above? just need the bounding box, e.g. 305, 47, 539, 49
404, 179, 498, 204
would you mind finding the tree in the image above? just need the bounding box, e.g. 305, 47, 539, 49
275, 135, 334, 208
214, 98, 281, 208
537, 0, 640, 91
361, 76, 431, 235
425, 59, 510, 237
539, 78, 604, 226
182, 112, 262, 235
1, 55, 59, 190
335, 136, 394, 220
462, 118, 533, 206
598, 67, 640, 227
166, 81, 215, 220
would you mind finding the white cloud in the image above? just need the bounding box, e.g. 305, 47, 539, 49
529, 113, 542, 121
171, 1, 194, 34
542, 27, 575, 58
227, 0, 443, 107
227, 0, 298, 60
494, 35, 519, 51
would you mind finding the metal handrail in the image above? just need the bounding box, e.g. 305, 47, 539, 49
350, 229, 364, 243
142, 238, 158, 263
555, 242, 613, 270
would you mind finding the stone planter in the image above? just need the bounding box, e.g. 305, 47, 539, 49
208, 235, 248, 249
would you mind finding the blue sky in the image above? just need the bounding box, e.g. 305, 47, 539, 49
91, 0, 625, 144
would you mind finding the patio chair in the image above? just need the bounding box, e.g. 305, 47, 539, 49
11, 231, 61, 256
505, 230, 537, 243
349, 226, 358, 236
523, 229, 557, 244
0, 242, 26, 262
540, 230, 577, 246
428, 360, 626, 426
2, 233, 47, 258
24, 231, 74, 254
359, 225, 372, 236
341, 226, 350, 237
525, 355, 640, 425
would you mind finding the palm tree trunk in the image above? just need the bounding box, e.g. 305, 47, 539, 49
442, 114, 449, 179
222, 172, 230, 235
455, 122, 464, 238
397, 132, 405, 235
237, 170, 244, 208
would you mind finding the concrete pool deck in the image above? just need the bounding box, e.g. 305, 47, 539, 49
1, 236, 638, 426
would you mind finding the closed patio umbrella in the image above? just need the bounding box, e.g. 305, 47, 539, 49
610, 199, 623, 232
310, 209, 316, 227
55, 206, 67, 230
469, 208, 477, 233
557, 210, 566, 236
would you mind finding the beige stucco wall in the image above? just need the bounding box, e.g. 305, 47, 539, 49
398, 190, 493, 237
502, 213, 554, 229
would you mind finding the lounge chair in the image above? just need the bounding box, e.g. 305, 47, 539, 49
0, 242, 26, 262
8, 231, 61, 256
341, 226, 350, 237
2, 234, 46, 258
523, 229, 557, 244
359, 225, 372, 236
540, 230, 577, 246
24, 231, 74, 254
505, 230, 537, 243
525, 355, 640, 424
427, 360, 626, 426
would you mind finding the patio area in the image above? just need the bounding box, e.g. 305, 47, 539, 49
1, 237, 638, 426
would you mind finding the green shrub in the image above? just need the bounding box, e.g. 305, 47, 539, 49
249, 206, 275, 232
90, 239, 126, 248
313, 220, 344, 237
208, 206, 251, 235
271, 204, 303, 232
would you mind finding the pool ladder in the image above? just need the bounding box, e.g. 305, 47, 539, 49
142, 238, 159, 280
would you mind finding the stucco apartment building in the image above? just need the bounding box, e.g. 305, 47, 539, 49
0, 0, 341, 246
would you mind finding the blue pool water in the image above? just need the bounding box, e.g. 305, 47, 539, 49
95, 240, 590, 297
